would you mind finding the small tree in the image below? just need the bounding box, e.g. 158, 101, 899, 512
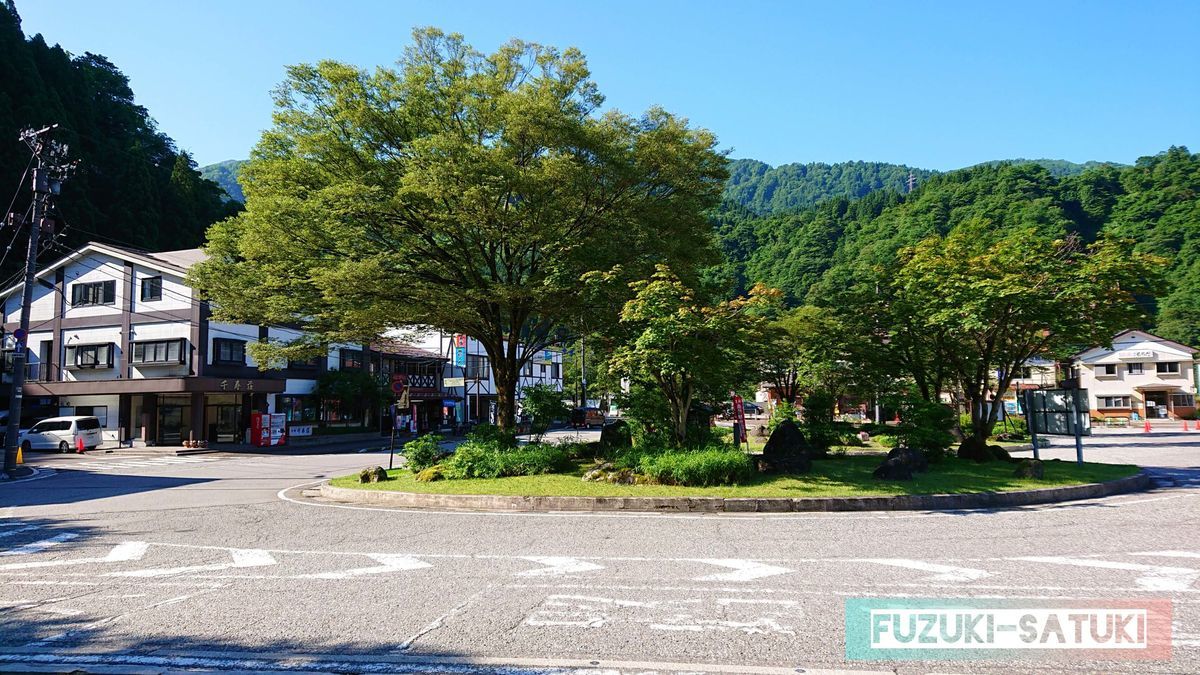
609, 266, 777, 446
521, 384, 570, 442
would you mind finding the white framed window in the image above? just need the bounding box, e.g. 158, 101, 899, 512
1172, 393, 1196, 408
1097, 396, 1131, 409
71, 280, 116, 307
1156, 362, 1181, 375
66, 343, 114, 369
1127, 363, 1144, 375
1098, 364, 1117, 376
130, 338, 186, 365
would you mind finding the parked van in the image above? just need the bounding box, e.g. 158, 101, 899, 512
18, 416, 104, 453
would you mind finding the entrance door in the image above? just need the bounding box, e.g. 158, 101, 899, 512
1144, 391, 1169, 418
210, 405, 240, 443
158, 406, 184, 445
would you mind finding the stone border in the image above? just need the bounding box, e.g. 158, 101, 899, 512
318, 471, 1151, 513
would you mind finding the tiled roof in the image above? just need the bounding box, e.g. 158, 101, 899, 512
371, 338, 446, 361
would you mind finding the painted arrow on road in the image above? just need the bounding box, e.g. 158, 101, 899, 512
518, 556, 605, 577
299, 554, 433, 579
0, 533, 78, 557
692, 559, 793, 582
855, 558, 991, 582
1014, 555, 1199, 591
110, 547, 277, 578
0, 541, 148, 571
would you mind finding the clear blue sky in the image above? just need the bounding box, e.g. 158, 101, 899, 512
17, 0, 1200, 170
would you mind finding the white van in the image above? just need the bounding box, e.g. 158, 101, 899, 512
18, 416, 104, 453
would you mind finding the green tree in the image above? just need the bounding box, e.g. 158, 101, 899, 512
758, 305, 850, 405
189, 29, 727, 431
893, 222, 1165, 445
520, 383, 570, 442
609, 266, 776, 445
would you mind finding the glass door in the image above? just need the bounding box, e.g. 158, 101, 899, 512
158, 406, 183, 445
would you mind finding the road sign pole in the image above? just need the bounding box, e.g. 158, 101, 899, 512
1024, 390, 1040, 461
1070, 389, 1084, 465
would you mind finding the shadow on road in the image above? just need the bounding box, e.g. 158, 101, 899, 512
0, 472, 215, 508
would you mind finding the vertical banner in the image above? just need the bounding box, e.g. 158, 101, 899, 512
731, 392, 747, 443
454, 334, 467, 368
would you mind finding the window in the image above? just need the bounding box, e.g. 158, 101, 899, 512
31, 420, 70, 433
288, 356, 320, 369
1156, 362, 1181, 375
551, 362, 560, 380
1127, 363, 1144, 375
1097, 396, 1131, 409
539, 363, 547, 376
213, 338, 246, 365
70, 280, 116, 307
1098, 364, 1117, 376
1020, 367, 1034, 379
131, 339, 186, 365
467, 354, 489, 380
339, 348, 363, 370
73, 410, 106, 428
66, 343, 114, 369
522, 362, 533, 377
1172, 393, 1196, 408
278, 395, 318, 422
140, 276, 162, 301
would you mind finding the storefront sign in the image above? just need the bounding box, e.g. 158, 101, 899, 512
1118, 350, 1155, 359
218, 379, 254, 392
289, 425, 314, 437
443, 377, 466, 388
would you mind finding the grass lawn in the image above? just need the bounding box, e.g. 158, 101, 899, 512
331, 454, 1139, 499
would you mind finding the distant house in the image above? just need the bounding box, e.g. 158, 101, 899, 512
1074, 330, 1197, 421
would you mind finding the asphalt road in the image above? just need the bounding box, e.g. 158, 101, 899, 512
0, 429, 1197, 674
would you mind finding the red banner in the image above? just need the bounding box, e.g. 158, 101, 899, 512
731, 392, 747, 443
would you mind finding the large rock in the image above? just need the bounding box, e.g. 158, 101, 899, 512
759, 420, 813, 474
599, 420, 632, 450
1013, 459, 1045, 479
957, 437, 994, 463
988, 444, 1014, 463
873, 456, 914, 481
887, 446, 929, 473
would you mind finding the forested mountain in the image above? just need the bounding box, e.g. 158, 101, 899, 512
0, 1, 237, 283
713, 147, 1200, 346
971, 158, 1122, 177
723, 159, 935, 214
199, 159, 247, 203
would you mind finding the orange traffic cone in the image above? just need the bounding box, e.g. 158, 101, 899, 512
1185, 420, 1191, 432
15, 445, 23, 465
1144, 419, 1152, 433
76, 436, 85, 453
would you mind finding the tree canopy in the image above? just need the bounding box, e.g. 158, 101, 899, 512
190, 28, 728, 430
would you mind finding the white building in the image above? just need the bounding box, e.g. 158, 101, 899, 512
411, 332, 564, 425
1074, 330, 1197, 421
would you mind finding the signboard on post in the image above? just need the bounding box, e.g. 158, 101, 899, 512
444, 377, 466, 388
731, 391, 747, 445
1023, 388, 1090, 465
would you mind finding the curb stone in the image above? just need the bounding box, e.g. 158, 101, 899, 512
318, 470, 1151, 513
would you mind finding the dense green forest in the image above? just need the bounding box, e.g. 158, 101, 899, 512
712, 147, 1200, 346
723, 159, 934, 214
0, 1, 236, 283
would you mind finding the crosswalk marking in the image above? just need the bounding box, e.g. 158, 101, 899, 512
693, 559, 793, 582
1014, 555, 1200, 591
855, 558, 991, 582
110, 548, 277, 578
62, 456, 224, 471
0, 533, 78, 557
299, 554, 433, 579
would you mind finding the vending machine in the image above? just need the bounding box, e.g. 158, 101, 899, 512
251, 412, 288, 447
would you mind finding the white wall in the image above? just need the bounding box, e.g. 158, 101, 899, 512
131, 265, 193, 314
57, 394, 121, 442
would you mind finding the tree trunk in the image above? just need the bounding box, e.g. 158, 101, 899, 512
672, 398, 689, 446
494, 368, 518, 432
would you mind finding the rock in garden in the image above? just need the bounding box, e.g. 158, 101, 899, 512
858, 431, 871, 443
606, 468, 637, 485
368, 466, 389, 482
599, 420, 632, 449
887, 445, 929, 473
957, 437, 994, 463
873, 456, 914, 481
358, 468, 372, 484
988, 445, 1014, 463
582, 468, 608, 482
763, 420, 808, 459
1013, 459, 1044, 479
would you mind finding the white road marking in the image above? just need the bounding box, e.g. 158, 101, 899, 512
692, 559, 792, 582
854, 558, 991, 582
1134, 551, 1200, 559
1014, 555, 1200, 591
0, 541, 148, 570
299, 554, 432, 579
518, 556, 605, 577
110, 547, 276, 577
0, 525, 39, 538
0, 533, 78, 556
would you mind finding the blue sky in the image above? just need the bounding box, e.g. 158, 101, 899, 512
17, 0, 1200, 170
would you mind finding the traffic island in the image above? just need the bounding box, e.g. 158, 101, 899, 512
319, 456, 1148, 513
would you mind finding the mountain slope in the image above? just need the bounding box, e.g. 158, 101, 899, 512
723, 159, 934, 214
199, 159, 248, 203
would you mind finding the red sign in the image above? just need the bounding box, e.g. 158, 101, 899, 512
731, 392, 747, 443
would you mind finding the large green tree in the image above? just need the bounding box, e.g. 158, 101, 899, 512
190, 29, 727, 430
892, 222, 1165, 444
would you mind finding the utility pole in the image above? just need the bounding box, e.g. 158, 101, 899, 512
3, 125, 72, 477
906, 171, 917, 193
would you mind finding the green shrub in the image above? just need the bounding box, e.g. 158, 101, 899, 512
522, 384, 570, 441
875, 434, 899, 448
801, 390, 837, 449
403, 434, 444, 472
442, 440, 569, 479
415, 465, 444, 482
768, 401, 797, 434
468, 423, 517, 448
632, 445, 754, 486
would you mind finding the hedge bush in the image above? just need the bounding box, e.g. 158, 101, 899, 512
441, 440, 570, 479
403, 434, 444, 472
626, 444, 754, 486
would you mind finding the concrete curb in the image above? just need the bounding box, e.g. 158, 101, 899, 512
318, 470, 1152, 513
0, 466, 49, 484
